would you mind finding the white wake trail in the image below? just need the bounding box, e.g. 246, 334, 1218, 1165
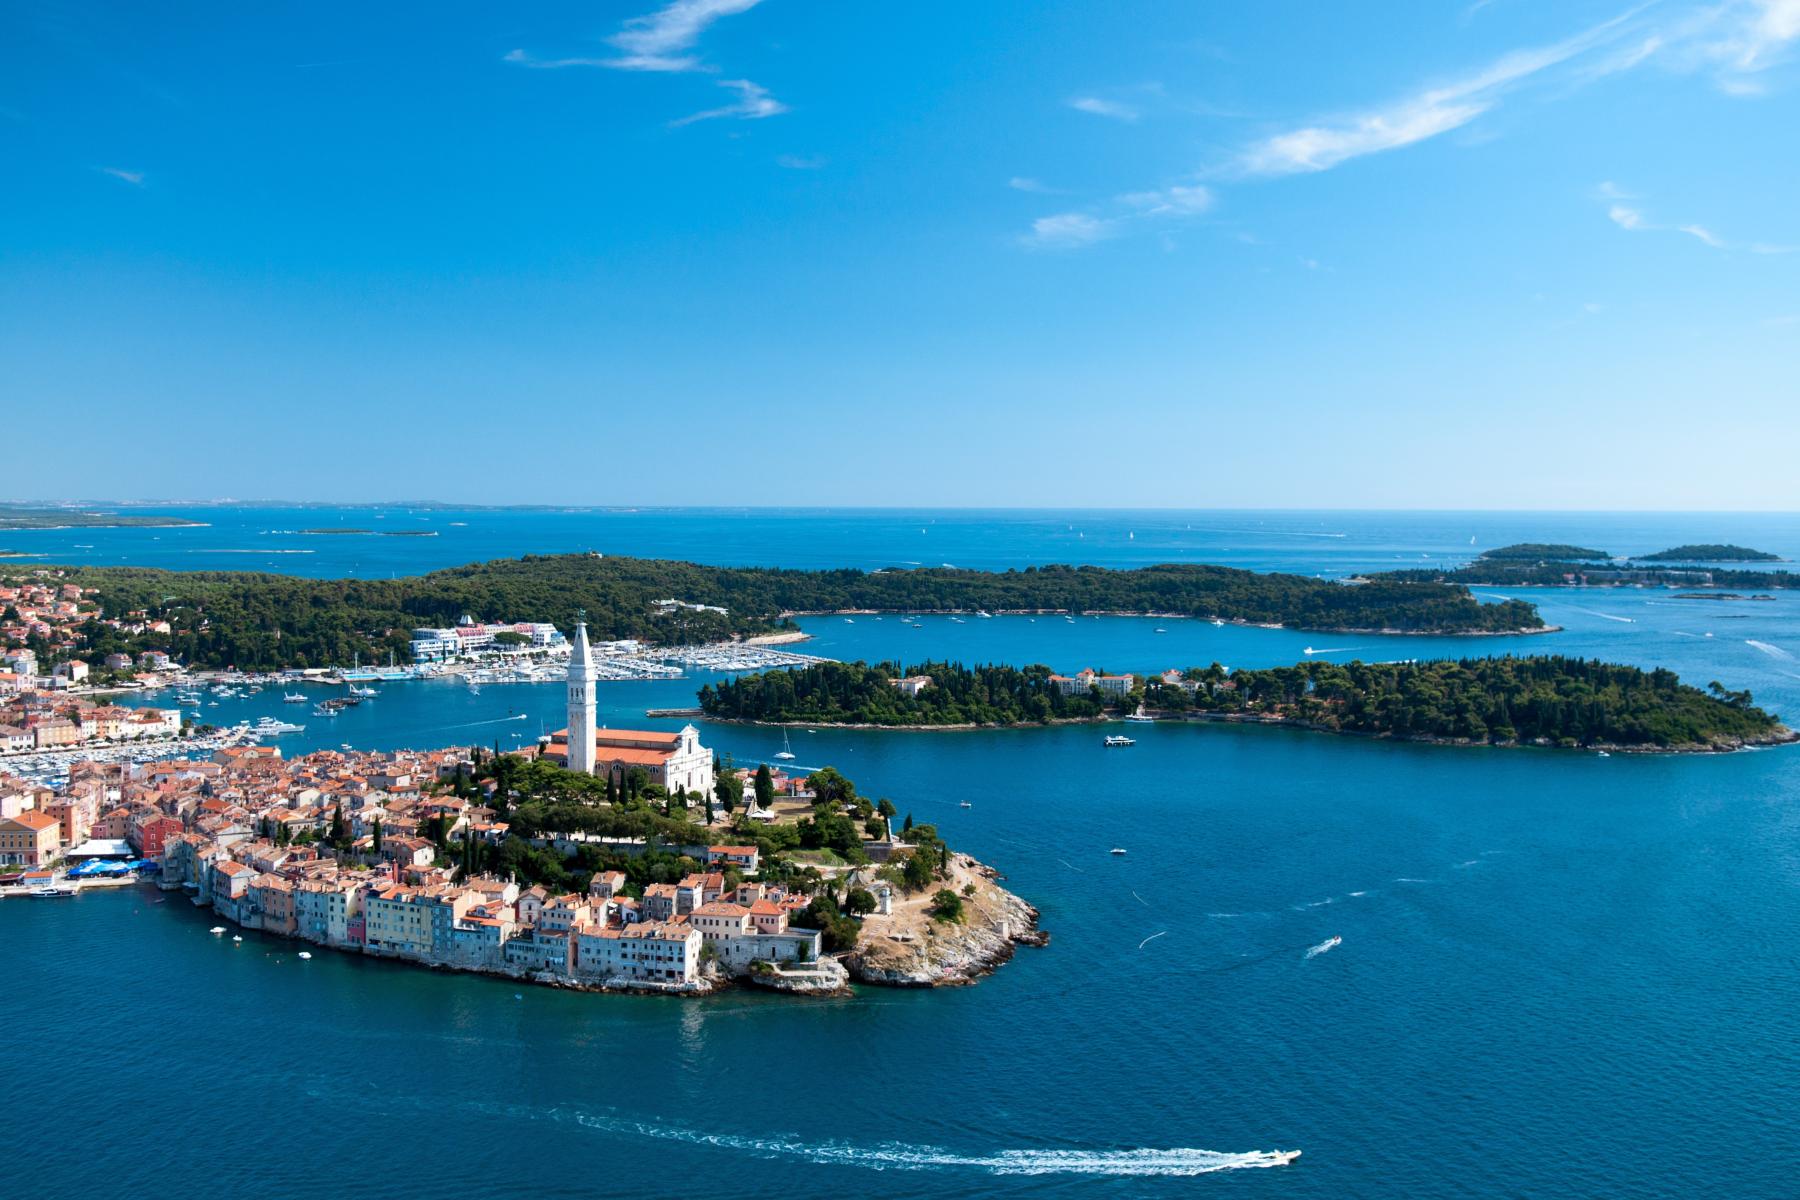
566, 1111, 1298, 1176
1747, 640, 1794, 661
1303, 936, 1342, 960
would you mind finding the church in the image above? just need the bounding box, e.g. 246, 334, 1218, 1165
544, 617, 716, 798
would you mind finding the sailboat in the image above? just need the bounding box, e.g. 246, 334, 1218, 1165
774, 730, 797, 761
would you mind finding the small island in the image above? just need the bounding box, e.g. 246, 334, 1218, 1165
1635, 544, 1783, 562
1379, 540, 1797, 590
699, 657, 1794, 752
1480, 543, 1611, 561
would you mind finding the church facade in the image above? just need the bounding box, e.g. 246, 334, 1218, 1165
548, 618, 715, 797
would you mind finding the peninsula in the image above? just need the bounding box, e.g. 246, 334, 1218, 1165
0, 504, 202, 531
698, 657, 1794, 753
9, 552, 1549, 671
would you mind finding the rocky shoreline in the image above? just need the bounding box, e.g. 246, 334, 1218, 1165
701, 711, 1795, 754
846, 855, 1049, 987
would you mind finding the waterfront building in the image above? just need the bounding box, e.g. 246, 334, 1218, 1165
1048, 668, 1137, 697
0, 810, 60, 866
573, 920, 702, 986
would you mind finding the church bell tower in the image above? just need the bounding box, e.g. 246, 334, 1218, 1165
566, 612, 597, 775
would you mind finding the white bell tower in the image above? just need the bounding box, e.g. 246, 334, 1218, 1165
566, 612, 597, 775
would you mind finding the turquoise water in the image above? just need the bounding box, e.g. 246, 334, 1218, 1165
7, 510, 1800, 1197
9, 504, 1800, 577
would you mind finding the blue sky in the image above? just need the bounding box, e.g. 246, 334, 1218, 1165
3, 0, 1797, 509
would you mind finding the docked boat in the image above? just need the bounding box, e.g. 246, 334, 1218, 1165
1103, 734, 1135, 747
348, 684, 378, 698
30, 886, 75, 898
1125, 705, 1155, 723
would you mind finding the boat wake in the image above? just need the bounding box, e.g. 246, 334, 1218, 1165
1567, 607, 1635, 623
1303, 936, 1342, 960
1301, 645, 1363, 656
564, 1111, 1298, 1176
1746, 640, 1794, 661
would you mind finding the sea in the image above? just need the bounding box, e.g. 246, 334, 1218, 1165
6, 508, 1800, 1199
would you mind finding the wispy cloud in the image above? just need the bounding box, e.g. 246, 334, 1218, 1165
505, 0, 786, 124
1021, 212, 1119, 249
1022, 182, 1214, 250
1118, 184, 1214, 216
671, 78, 786, 125
1602, 185, 1793, 252
97, 166, 145, 186
1236, 12, 1636, 177
608, 0, 767, 72
1008, 176, 1057, 194
776, 153, 826, 170
1068, 96, 1139, 121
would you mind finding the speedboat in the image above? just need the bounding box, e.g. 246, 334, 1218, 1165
959, 800, 972, 808
231, 935, 243, 942
297, 951, 312, 960
283, 692, 307, 703
1110, 847, 1127, 856
210, 926, 227, 934
1598, 750, 1611, 758
1103, 734, 1135, 747
1212, 619, 1225, 627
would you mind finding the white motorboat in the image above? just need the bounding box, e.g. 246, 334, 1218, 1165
1110, 847, 1127, 856
283, 692, 307, 703
297, 951, 312, 960
1103, 734, 1135, 747
210, 926, 227, 934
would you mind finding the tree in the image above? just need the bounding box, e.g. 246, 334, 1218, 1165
845, 887, 876, 916
371, 818, 383, 855
806, 766, 857, 808
753, 763, 775, 811
929, 889, 964, 923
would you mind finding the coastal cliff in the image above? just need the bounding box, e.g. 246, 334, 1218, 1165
847, 855, 1048, 987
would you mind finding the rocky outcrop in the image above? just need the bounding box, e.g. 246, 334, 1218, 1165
846, 857, 1047, 987
743, 957, 852, 996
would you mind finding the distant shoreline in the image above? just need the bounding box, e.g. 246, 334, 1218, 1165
781, 608, 1557, 637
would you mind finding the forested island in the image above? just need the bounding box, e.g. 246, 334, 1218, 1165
1480, 543, 1610, 561
1636, 544, 1782, 562
8, 553, 1548, 670
698, 657, 1793, 752
1379, 542, 1795, 589
0, 504, 201, 530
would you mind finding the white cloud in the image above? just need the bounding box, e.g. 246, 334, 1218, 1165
507, 0, 786, 127
1601, 187, 1790, 252
1008, 176, 1055, 193
672, 78, 787, 126
1236, 11, 1637, 176
1068, 96, 1139, 121
1022, 212, 1119, 249
1018, 180, 1214, 251
609, 0, 767, 72
1713, 0, 1800, 73
98, 167, 145, 185
776, 153, 826, 170
1118, 184, 1214, 215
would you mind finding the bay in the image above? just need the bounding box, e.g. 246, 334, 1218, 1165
6, 508, 1799, 1198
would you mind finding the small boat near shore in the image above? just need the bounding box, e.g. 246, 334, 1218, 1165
1104, 734, 1135, 747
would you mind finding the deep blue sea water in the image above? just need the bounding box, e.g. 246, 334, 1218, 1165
7, 509, 1800, 1198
